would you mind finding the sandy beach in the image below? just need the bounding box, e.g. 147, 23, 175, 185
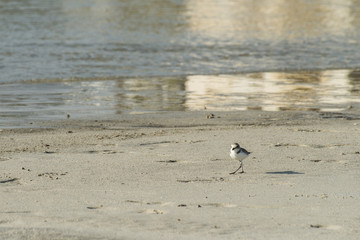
1, 108, 360, 239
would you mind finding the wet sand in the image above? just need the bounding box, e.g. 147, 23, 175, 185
1, 108, 360, 239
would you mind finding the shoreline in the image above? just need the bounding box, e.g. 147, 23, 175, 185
2, 68, 360, 130
3, 104, 360, 131
1, 109, 360, 239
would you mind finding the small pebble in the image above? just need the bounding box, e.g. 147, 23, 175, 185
206, 113, 215, 119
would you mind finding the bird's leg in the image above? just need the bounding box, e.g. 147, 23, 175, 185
240, 163, 244, 173
229, 162, 242, 175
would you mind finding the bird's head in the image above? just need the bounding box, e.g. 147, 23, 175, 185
231, 143, 240, 150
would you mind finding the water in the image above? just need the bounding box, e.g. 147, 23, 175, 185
1, 0, 360, 127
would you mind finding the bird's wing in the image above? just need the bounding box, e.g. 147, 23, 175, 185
242, 148, 251, 154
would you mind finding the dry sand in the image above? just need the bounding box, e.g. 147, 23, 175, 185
1, 109, 360, 239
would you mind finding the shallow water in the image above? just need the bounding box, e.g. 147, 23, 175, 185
1, 69, 360, 127
1, 0, 360, 127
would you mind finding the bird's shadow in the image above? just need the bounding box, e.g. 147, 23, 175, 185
266, 171, 304, 175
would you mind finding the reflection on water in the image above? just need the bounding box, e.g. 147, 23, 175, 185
1, 69, 360, 127
185, 69, 360, 111
114, 77, 186, 113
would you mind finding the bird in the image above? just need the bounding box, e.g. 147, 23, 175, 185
229, 143, 251, 174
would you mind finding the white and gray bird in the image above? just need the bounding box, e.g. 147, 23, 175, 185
229, 143, 251, 174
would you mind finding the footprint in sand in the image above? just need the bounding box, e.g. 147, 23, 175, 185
157, 160, 178, 163
37, 172, 68, 180
0, 177, 21, 185
87, 205, 103, 210
125, 200, 171, 206
126, 200, 170, 215
125, 200, 236, 211
138, 209, 165, 214
177, 177, 225, 183
200, 203, 237, 208
86, 150, 118, 154
0, 157, 11, 162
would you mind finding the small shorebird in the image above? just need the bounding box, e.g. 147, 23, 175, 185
229, 143, 251, 174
